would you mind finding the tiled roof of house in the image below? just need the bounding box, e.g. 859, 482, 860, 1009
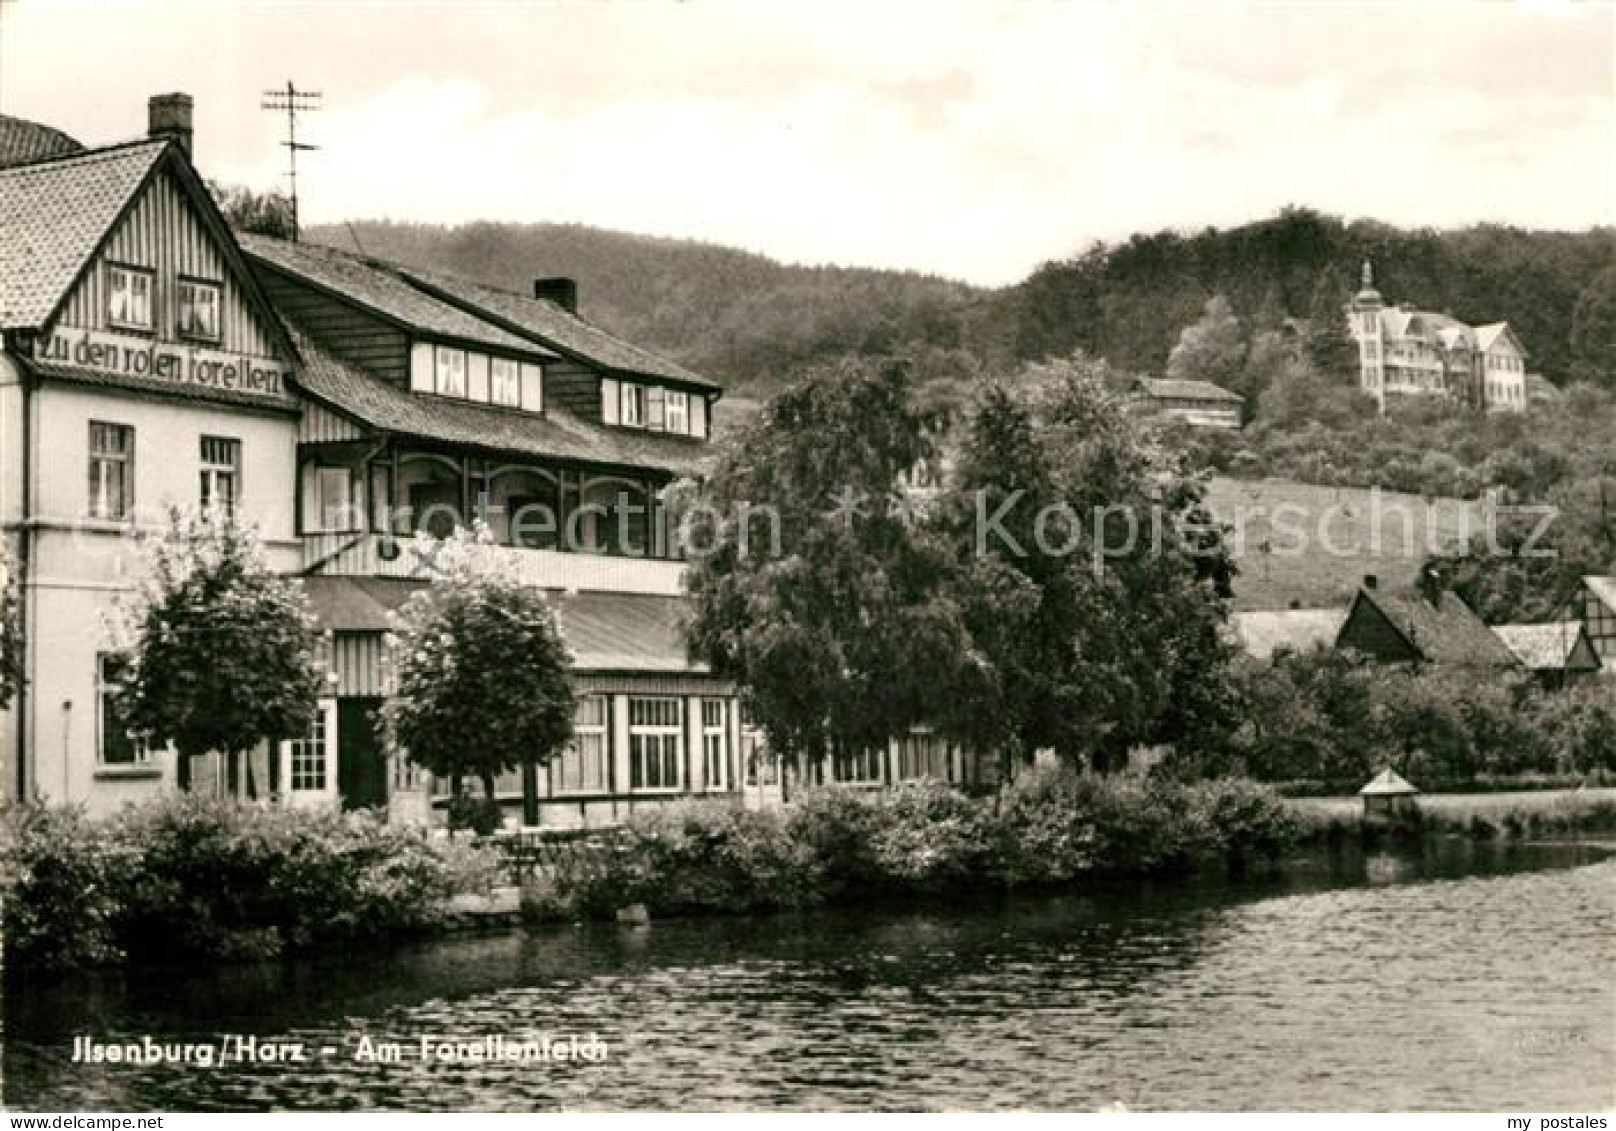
299, 576, 707, 673
1584, 575, 1616, 613
1137, 377, 1243, 404
1491, 622, 1599, 672
238, 232, 548, 355
0, 114, 85, 168
556, 590, 707, 673
396, 264, 721, 392
1231, 608, 1348, 661
291, 330, 712, 477
0, 139, 167, 329
1474, 322, 1516, 353
1346, 586, 1519, 667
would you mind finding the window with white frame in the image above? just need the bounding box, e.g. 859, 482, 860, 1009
177, 278, 222, 342
832, 745, 884, 785
97, 653, 149, 766
88, 422, 134, 520
552, 695, 608, 795
287, 704, 330, 792
620, 382, 647, 427
107, 264, 154, 330
490, 357, 521, 407
629, 696, 683, 791
307, 465, 359, 533
199, 436, 240, 517
666, 390, 689, 435
896, 729, 950, 781
741, 704, 774, 786
701, 698, 728, 792
434, 346, 467, 397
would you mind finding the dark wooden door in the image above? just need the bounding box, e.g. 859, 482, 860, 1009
337, 697, 389, 811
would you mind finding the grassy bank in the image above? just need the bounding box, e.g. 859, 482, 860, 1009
1288, 787, 1616, 842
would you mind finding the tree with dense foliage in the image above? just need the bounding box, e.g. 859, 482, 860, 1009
110, 509, 324, 792
1167, 294, 1246, 390
1570, 265, 1616, 389
942, 355, 1241, 772
682, 358, 989, 773
381, 527, 575, 822
210, 182, 295, 240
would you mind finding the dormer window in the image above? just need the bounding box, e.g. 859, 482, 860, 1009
603, 377, 707, 438
107, 264, 154, 331
620, 382, 646, 427
177, 278, 221, 342
434, 346, 467, 397
490, 357, 520, 407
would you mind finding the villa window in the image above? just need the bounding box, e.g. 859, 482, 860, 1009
434, 346, 467, 397
490, 357, 521, 407
88, 422, 134, 520
832, 745, 883, 785
741, 704, 774, 787
552, 695, 608, 795
107, 264, 154, 331
97, 654, 149, 766
896, 728, 950, 781
177, 278, 222, 342
305, 465, 360, 533
286, 703, 331, 792
199, 436, 240, 517
665, 390, 689, 435
629, 696, 683, 791
620, 382, 647, 427
701, 698, 729, 792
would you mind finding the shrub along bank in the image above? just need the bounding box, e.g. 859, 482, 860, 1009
530, 771, 1304, 920
0, 795, 502, 971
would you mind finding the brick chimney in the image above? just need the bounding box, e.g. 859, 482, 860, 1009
1363, 574, 1378, 590
1417, 565, 1443, 606
148, 92, 194, 157
534, 277, 578, 314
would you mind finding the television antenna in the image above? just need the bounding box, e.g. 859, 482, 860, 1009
260, 82, 322, 242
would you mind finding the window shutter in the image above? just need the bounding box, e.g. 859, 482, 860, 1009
601, 378, 620, 424
691, 396, 707, 439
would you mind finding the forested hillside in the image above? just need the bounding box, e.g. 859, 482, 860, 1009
300, 219, 983, 394
304, 209, 1616, 397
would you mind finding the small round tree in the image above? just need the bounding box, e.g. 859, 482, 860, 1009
112, 508, 324, 792
380, 527, 575, 828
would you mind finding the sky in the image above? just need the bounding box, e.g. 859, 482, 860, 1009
0, 0, 1611, 285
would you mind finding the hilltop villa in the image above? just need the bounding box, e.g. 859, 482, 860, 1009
1347, 261, 1528, 414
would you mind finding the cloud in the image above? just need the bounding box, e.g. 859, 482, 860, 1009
5, 0, 1612, 284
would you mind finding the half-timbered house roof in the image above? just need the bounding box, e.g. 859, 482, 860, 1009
1136, 377, 1243, 404
1337, 585, 1519, 667
1491, 622, 1602, 673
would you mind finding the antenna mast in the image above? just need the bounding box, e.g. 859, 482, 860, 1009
260, 82, 322, 242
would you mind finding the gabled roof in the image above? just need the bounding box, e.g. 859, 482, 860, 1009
1340, 586, 1519, 667
1137, 377, 1243, 404
1231, 608, 1348, 661
1583, 575, 1616, 614
0, 138, 167, 329
1474, 322, 1523, 356
1360, 768, 1418, 796
239, 232, 549, 356
0, 114, 85, 168
397, 263, 721, 393
291, 329, 711, 477
1491, 622, 1601, 672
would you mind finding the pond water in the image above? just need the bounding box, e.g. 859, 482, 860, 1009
4, 840, 1613, 1111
